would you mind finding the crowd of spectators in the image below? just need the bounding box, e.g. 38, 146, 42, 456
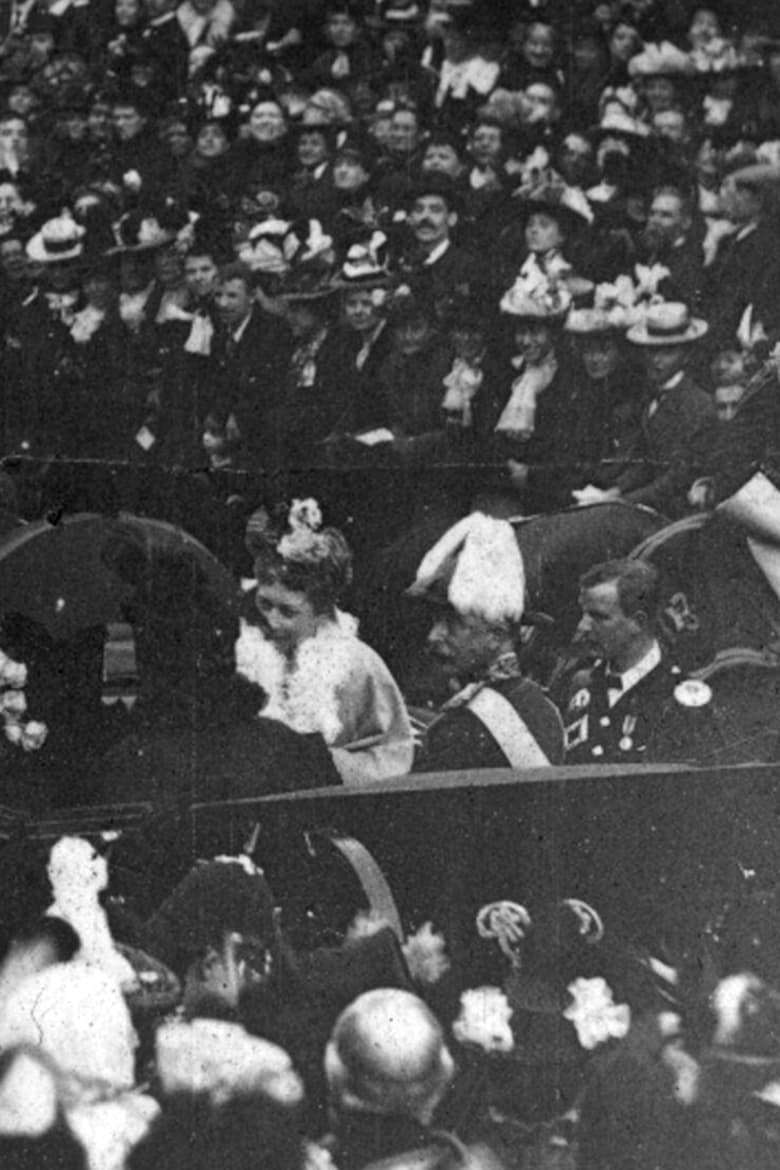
2, 832, 780, 1170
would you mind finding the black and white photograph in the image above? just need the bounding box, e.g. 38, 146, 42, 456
0, 0, 780, 1165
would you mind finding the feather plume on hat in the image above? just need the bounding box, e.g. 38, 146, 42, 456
408, 513, 525, 625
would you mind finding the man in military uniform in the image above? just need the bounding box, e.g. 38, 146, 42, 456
407, 513, 565, 772
558, 558, 696, 764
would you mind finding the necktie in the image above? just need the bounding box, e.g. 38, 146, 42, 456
604, 671, 623, 692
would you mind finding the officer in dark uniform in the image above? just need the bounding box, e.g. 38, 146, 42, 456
406, 512, 565, 772
557, 557, 709, 764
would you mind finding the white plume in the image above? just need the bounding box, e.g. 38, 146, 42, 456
413, 513, 525, 625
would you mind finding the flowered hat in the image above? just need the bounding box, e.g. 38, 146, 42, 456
107, 210, 177, 254
278, 220, 336, 301
522, 180, 595, 234
334, 230, 390, 290
26, 210, 85, 263
628, 41, 697, 78
237, 216, 295, 274
500, 278, 572, 320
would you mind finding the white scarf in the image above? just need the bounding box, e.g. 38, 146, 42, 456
441, 357, 483, 425
495, 354, 557, 437
235, 611, 361, 746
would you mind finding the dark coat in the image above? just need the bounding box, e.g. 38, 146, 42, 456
207, 307, 295, 467
560, 651, 681, 765
704, 219, 780, 352
615, 371, 717, 517
415, 675, 565, 772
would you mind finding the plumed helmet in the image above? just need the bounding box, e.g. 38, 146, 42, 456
325, 988, 454, 1123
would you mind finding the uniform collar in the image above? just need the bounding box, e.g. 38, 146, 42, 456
607, 639, 661, 700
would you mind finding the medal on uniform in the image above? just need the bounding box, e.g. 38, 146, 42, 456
619, 714, 637, 752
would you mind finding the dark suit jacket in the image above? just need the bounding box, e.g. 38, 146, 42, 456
616, 372, 717, 517
704, 219, 780, 351
208, 308, 294, 467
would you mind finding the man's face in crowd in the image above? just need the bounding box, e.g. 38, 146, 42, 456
154, 246, 183, 288
470, 123, 502, 168
115, 0, 142, 27
581, 334, 621, 381
394, 315, 431, 355
216, 276, 253, 328
558, 134, 592, 185
248, 101, 286, 143
7, 87, 38, 118
577, 579, 642, 662
642, 342, 688, 387
343, 287, 381, 333
333, 153, 368, 191
719, 176, 760, 225
185, 253, 218, 299
525, 210, 564, 255
297, 129, 328, 169
88, 102, 113, 141
46, 258, 79, 293
325, 12, 357, 48
523, 22, 555, 69
427, 610, 506, 682
120, 253, 155, 293
161, 120, 192, 158
524, 83, 559, 125
0, 118, 28, 157
646, 192, 690, 248
83, 271, 116, 310
196, 122, 228, 159
610, 21, 638, 62
653, 109, 687, 144
643, 76, 677, 113
422, 142, 462, 179
0, 182, 21, 216
62, 111, 88, 142
409, 194, 454, 247
0, 239, 27, 282
389, 110, 419, 156
688, 6, 719, 50
113, 103, 145, 141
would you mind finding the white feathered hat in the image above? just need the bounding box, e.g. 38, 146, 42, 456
406, 513, 525, 626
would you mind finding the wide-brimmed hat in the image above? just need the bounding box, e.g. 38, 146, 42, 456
107, 211, 177, 255
333, 230, 390, 290
26, 212, 85, 263
278, 220, 336, 302
500, 279, 572, 321
521, 182, 594, 234
626, 301, 708, 346
628, 41, 697, 79
565, 307, 627, 337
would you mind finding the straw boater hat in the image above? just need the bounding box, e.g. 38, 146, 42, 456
625, 301, 708, 346
26, 211, 85, 263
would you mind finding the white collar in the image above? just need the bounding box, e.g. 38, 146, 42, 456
661, 369, 685, 392
422, 238, 450, 266
608, 640, 661, 704
735, 221, 758, 242
232, 309, 253, 342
